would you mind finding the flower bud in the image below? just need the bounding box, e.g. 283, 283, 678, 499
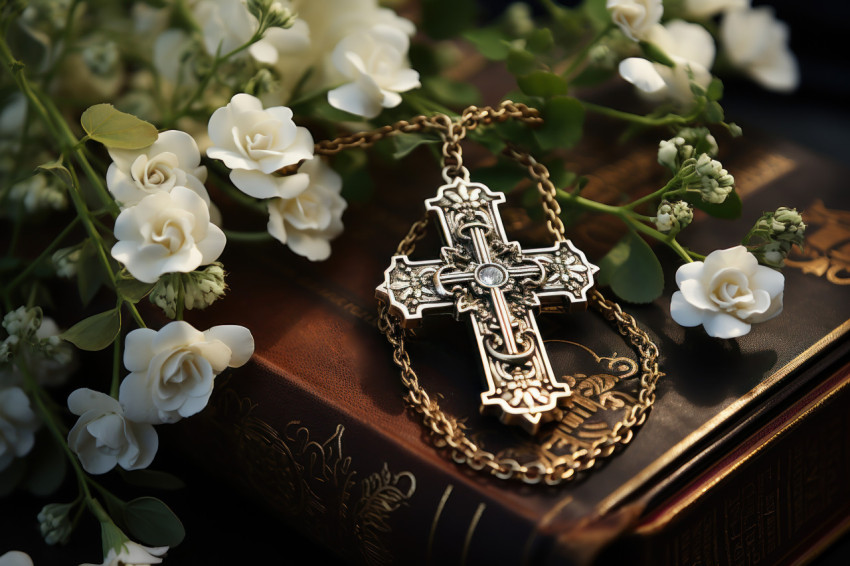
81, 40, 120, 76
52, 247, 82, 279
657, 137, 684, 170
2, 306, 42, 340
183, 263, 228, 311
655, 200, 694, 234
37, 502, 75, 545
8, 174, 67, 214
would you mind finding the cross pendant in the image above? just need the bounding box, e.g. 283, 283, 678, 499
377, 178, 599, 434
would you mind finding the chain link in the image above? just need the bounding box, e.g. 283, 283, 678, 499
322, 102, 663, 485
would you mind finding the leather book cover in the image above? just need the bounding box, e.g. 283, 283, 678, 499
172, 119, 850, 566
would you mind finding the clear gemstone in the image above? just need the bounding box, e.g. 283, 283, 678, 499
477, 264, 507, 287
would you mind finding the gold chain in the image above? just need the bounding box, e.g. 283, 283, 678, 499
317, 101, 663, 485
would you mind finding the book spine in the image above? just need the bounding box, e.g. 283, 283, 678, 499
593, 362, 850, 566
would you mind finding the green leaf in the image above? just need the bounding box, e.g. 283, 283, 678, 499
506, 48, 537, 76
76, 239, 107, 306
123, 497, 185, 547
462, 28, 510, 60
570, 65, 615, 88
534, 96, 585, 151
516, 71, 568, 98
80, 104, 157, 149
598, 232, 664, 303
584, 0, 611, 29
422, 76, 481, 107
640, 41, 675, 67
526, 28, 554, 53
687, 189, 743, 220
705, 100, 725, 123
116, 275, 155, 303
392, 133, 440, 160
119, 469, 186, 491
60, 308, 121, 351
37, 160, 73, 188
422, 0, 477, 39
473, 160, 527, 193
707, 78, 724, 101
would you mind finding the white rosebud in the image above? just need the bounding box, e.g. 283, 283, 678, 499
37, 502, 75, 545
606, 0, 663, 42
0, 551, 34, 566
106, 130, 209, 209
618, 20, 715, 106
327, 24, 421, 119
682, 0, 748, 19
207, 93, 315, 199
671, 246, 784, 338
67, 388, 158, 474
721, 7, 799, 92
0, 386, 40, 471
267, 158, 347, 261
657, 137, 684, 169
119, 321, 254, 424
111, 187, 226, 284
79, 541, 168, 566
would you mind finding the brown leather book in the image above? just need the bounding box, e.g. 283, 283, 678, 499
171, 123, 850, 566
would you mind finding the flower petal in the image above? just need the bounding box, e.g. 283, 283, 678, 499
203, 325, 255, 367
702, 311, 751, 338
618, 57, 667, 93
670, 290, 706, 327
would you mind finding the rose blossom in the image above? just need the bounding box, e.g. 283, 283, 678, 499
618, 20, 715, 106
106, 130, 208, 208
80, 541, 167, 566
67, 388, 158, 474
682, 0, 748, 19
606, 0, 663, 42
119, 321, 254, 424
670, 246, 784, 338
0, 386, 40, 472
267, 158, 347, 261
327, 24, 420, 119
0, 551, 34, 566
111, 187, 226, 283
721, 7, 799, 92
207, 93, 314, 199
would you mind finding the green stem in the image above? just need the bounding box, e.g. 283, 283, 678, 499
669, 237, 696, 263
625, 176, 680, 211
3, 215, 81, 297
582, 101, 691, 127
223, 229, 274, 242
562, 23, 614, 80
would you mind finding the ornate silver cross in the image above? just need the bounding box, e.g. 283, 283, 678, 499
376, 178, 599, 433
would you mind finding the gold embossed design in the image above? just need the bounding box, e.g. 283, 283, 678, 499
208, 387, 416, 566
786, 200, 850, 285
497, 340, 640, 470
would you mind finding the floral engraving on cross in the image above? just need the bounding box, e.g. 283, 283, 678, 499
376, 179, 599, 433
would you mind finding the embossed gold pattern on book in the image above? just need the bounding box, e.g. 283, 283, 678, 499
787, 200, 850, 285
207, 388, 415, 566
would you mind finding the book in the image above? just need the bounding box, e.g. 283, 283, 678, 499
167, 123, 850, 566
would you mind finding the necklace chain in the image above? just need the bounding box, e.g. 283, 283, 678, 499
318, 101, 663, 485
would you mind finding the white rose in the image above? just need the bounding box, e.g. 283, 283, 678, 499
80, 542, 167, 566
682, 0, 748, 19
670, 246, 784, 338
267, 158, 347, 261
67, 388, 158, 475
0, 386, 40, 472
119, 321, 254, 424
106, 130, 209, 208
606, 0, 663, 42
0, 551, 34, 566
111, 187, 226, 284
618, 20, 715, 106
327, 24, 420, 119
207, 93, 315, 199
721, 7, 799, 92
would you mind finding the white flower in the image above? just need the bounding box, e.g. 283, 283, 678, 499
606, 0, 663, 42
67, 388, 158, 474
327, 24, 420, 119
153, 29, 197, 90
119, 321, 254, 424
0, 386, 40, 472
80, 542, 168, 566
106, 130, 208, 208
682, 0, 748, 19
111, 187, 226, 284
618, 20, 715, 106
0, 551, 34, 566
267, 158, 347, 261
8, 173, 67, 213
670, 246, 784, 338
721, 7, 799, 92
207, 93, 314, 199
